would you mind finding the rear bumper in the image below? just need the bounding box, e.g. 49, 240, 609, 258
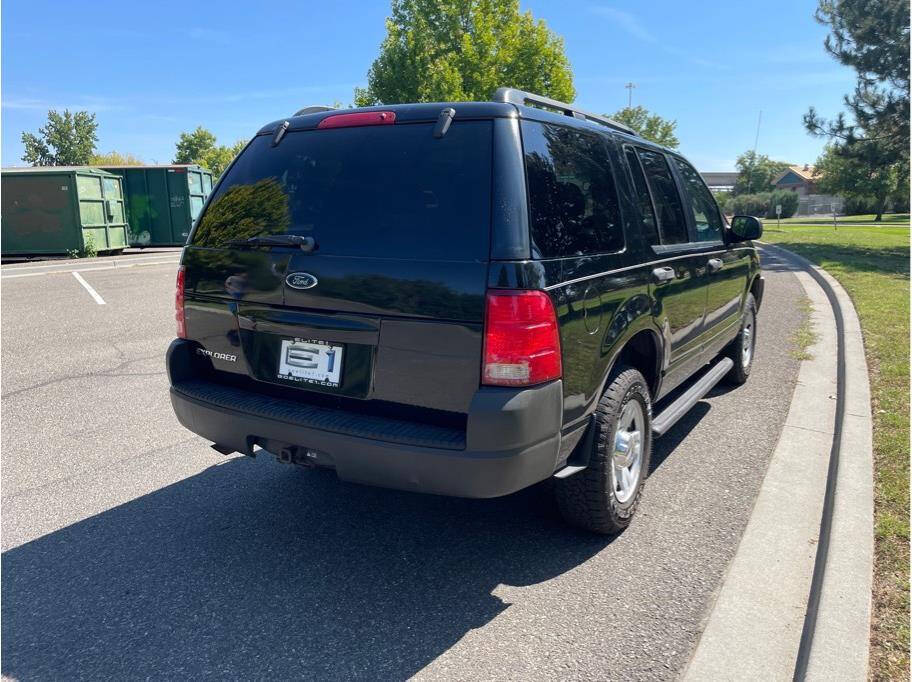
167, 339, 563, 498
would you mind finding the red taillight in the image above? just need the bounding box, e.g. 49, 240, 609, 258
175, 265, 186, 339
482, 290, 562, 387
316, 111, 396, 129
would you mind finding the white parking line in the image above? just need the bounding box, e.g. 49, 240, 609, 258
71, 272, 106, 305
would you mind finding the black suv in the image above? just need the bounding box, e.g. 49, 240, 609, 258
168, 88, 763, 534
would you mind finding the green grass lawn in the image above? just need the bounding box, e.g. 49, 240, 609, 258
770, 213, 910, 226
762, 224, 910, 681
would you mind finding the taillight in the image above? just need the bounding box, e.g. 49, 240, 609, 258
316, 111, 396, 129
482, 290, 562, 387
175, 265, 186, 339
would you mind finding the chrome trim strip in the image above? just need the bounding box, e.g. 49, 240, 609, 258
543, 247, 755, 291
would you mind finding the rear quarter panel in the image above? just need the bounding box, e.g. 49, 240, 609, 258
553, 263, 654, 425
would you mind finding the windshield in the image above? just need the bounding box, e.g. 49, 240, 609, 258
190, 121, 493, 261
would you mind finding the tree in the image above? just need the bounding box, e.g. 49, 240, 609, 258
174, 126, 217, 165
804, 0, 909, 160
711, 190, 730, 213
815, 142, 901, 220
173, 127, 246, 176
354, 0, 574, 106
198, 140, 247, 177
608, 106, 678, 148
21, 110, 98, 166
193, 178, 291, 247
802, 0, 909, 221
90, 151, 144, 165
732, 151, 790, 195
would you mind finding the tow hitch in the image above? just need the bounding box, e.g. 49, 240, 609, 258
276, 446, 322, 467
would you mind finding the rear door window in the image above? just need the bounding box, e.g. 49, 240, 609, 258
191, 122, 492, 261
636, 149, 689, 245
521, 120, 624, 258
671, 156, 724, 242
624, 146, 660, 246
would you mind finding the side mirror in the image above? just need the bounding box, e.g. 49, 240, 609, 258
730, 215, 763, 241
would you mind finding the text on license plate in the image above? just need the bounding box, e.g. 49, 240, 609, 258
277, 339, 343, 386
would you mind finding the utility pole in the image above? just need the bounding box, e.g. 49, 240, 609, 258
746, 110, 762, 194
624, 82, 637, 108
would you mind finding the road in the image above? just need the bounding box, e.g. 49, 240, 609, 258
1, 249, 805, 680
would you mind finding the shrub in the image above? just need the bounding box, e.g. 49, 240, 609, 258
843, 195, 879, 215
729, 191, 771, 218
711, 190, 730, 213
81, 233, 97, 258
890, 193, 910, 213
725, 190, 799, 219
766, 190, 799, 219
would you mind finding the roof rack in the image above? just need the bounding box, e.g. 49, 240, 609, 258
492, 87, 635, 135
293, 105, 336, 116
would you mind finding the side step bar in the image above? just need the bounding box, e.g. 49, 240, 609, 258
652, 357, 734, 436
553, 464, 586, 479
552, 357, 734, 479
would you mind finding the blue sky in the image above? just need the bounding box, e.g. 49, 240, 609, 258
2, 0, 856, 171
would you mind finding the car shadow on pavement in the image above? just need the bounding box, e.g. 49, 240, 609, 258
2, 454, 614, 680
649, 401, 711, 474
2, 382, 723, 681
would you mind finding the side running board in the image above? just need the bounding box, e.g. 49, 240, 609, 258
652, 357, 734, 437
553, 464, 586, 479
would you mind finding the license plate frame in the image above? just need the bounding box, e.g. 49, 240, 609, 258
277, 338, 344, 387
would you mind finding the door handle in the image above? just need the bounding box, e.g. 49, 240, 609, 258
652, 266, 676, 283
708, 258, 723, 274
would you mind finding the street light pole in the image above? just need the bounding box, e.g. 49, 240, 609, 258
625, 82, 637, 108
746, 110, 762, 194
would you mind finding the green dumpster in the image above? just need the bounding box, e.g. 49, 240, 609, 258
99, 164, 213, 246
1, 167, 128, 256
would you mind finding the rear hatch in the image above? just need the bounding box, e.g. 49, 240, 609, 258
182, 116, 493, 418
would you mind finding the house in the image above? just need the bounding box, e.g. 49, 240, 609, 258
772, 164, 820, 196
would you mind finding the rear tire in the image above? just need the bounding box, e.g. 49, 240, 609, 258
554, 366, 652, 535
724, 293, 757, 385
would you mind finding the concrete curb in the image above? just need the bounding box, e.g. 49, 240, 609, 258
683, 244, 873, 681
0, 251, 182, 279
1, 248, 182, 270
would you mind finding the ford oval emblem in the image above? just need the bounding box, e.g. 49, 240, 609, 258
286, 272, 318, 290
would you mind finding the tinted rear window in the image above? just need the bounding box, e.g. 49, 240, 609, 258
636, 149, 689, 245
624, 146, 660, 246
191, 121, 492, 260
521, 121, 623, 258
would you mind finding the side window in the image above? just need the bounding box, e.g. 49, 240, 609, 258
672, 157, 723, 242
636, 149, 689, 245
624, 146, 660, 246
522, 121, 624, 258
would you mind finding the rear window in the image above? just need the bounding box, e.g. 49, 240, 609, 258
636, 149, 689, 245
191, 121, 492, 260
522, 120, 623, 258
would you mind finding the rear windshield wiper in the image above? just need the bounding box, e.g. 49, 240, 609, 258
226, 234, 317, 251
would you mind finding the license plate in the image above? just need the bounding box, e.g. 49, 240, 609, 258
277, 339, 343, 387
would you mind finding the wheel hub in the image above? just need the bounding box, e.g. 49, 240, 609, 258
613, 429, 641, 468
742, 309, 755, 367
611, 400, 645, 504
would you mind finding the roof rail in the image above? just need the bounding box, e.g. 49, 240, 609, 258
492, 87, 635, 135
293, 105, 336, 116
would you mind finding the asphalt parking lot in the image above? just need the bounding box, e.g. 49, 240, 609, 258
1, 249, 805, 680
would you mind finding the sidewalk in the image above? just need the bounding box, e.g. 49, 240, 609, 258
683, 244, 874, 681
